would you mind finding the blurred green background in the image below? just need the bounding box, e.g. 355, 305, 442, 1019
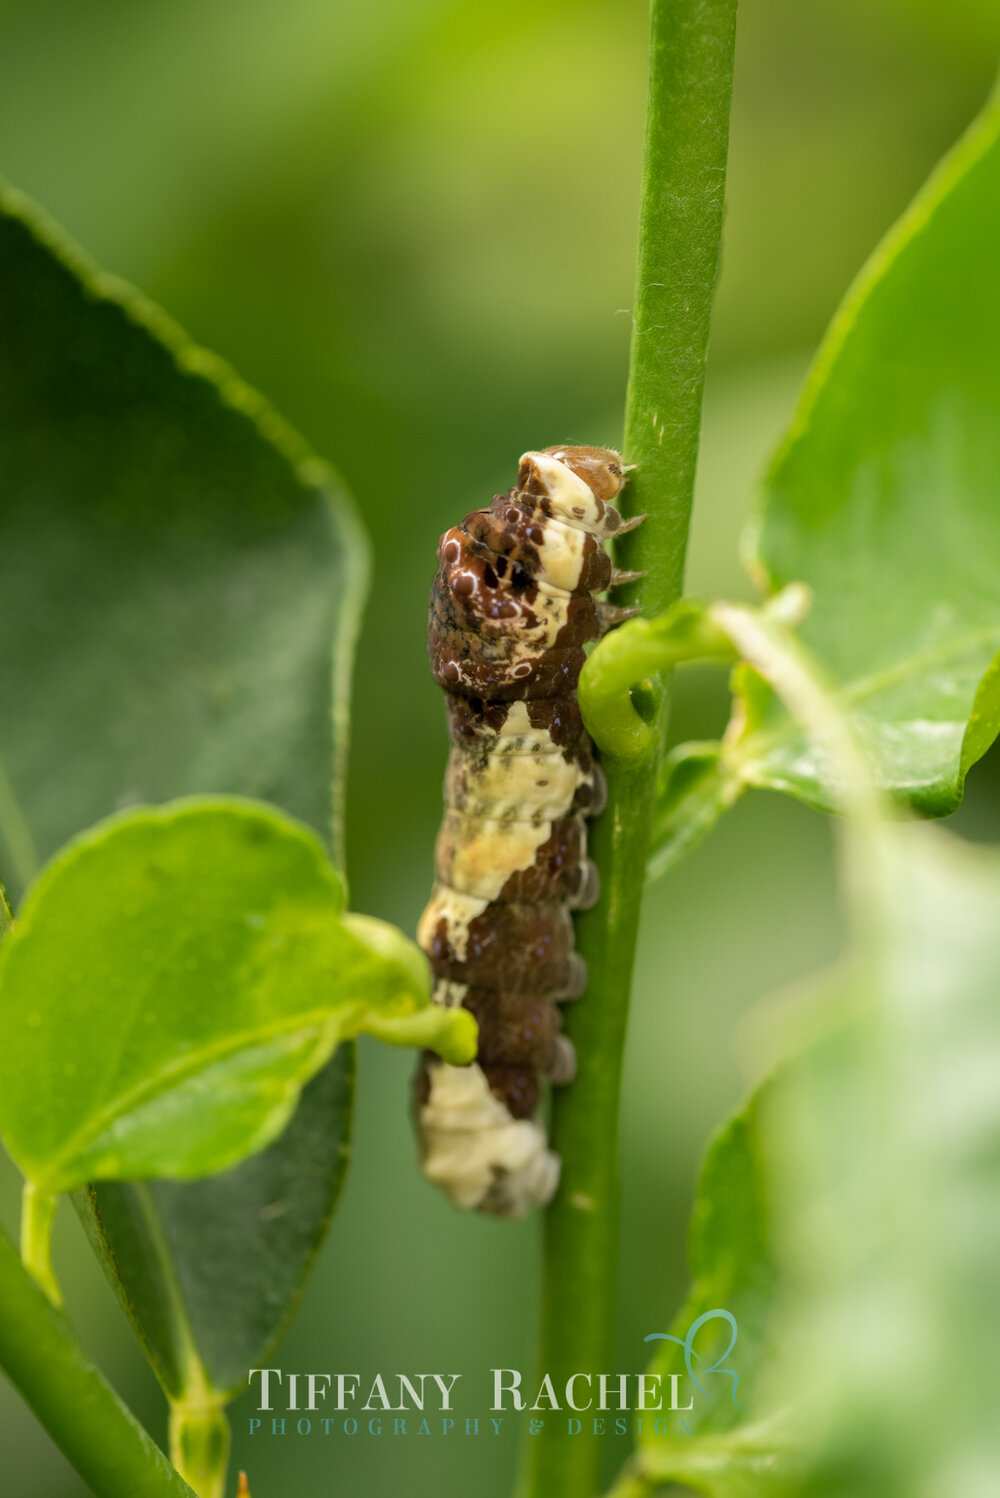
2, 0, 999, 1493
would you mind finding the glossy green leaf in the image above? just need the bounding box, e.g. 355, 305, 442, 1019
0, 799, 474, 1195
652, 91, 1000, 873
750, 89, 1000, 811
625, 819, 1000, 1496
0, 182, 366, 901
76, 1049, 353, 1403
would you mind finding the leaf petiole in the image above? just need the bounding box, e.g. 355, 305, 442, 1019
21, 1179, 62, 1307
169, 1397, 231, 1498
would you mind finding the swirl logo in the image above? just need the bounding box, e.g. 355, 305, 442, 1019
644, 1309, 743, 1409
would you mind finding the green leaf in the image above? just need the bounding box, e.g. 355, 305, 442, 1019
0, 181, 367, 899
751, 89, 1000, 812
772, 829, 1000, 1497
0, 799, 474, 1194
652, 91, 1000, 871
629, 1083, 803, 1498
0, 184, 371, 1412
644, 1086, 780, 1442
646, 745, 734, 881
76, 1049, 353, 1403
627, 818, 1000, 1496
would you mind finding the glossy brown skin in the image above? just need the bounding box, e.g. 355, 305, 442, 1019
417, 448, 627, 1145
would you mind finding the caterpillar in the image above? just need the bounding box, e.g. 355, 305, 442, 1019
414, 445, 641, 1217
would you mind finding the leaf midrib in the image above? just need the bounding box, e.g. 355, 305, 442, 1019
36, 1002, 358, 1189
130, 1180, 218, 1407
727, 621, 1000, 781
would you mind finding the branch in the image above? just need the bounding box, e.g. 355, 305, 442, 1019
521, 3, 739, 1495
0, 1222, 196, 1498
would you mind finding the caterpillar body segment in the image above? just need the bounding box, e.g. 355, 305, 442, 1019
416, 446, 635, 1217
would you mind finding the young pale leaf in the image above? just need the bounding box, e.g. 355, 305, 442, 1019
0, 800, 474, 1195
629, 822, 1000, 1496
652, 92, 1000, 873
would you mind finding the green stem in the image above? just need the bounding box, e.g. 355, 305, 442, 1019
0, 1222, 196, 1498
521, 3, 737, 1496
617, 0, 740, 613
21, 1180, 62, 1307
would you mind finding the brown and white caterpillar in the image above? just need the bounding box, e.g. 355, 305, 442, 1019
414, 445, 640, 1217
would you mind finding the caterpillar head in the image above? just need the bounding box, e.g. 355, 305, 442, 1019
516, 445, 628, 535
542, 445, 626, 501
